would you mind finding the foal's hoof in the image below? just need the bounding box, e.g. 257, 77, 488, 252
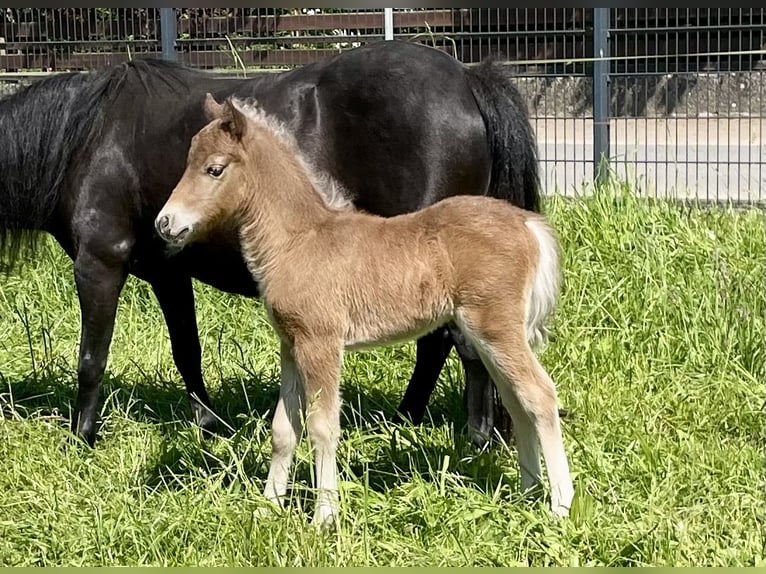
312, 504, 338, 529
254, 503, 282, 520
550, 504, 571, 519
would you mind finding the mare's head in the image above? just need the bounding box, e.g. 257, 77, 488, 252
155, 94, 253, 248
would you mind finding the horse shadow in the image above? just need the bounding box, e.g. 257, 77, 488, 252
139, 376, 515, 502
1, 364, 447, 428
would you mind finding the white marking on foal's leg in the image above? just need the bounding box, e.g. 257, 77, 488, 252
489, 369, 543, 495
456, 317, 573, 517
307, 402, 340, 527
263, 343, 304, 508
536, 398, 574, 518
290, 340, 343, 527
513, 358, 573, 517
455, 322, 542, 492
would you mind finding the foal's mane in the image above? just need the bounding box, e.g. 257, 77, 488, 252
229, 97, 353, 212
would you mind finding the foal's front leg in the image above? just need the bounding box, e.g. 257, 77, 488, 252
289, 337, 343, 527
263, 342, 305, 507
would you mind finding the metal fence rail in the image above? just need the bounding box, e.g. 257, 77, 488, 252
0, 8, 763, 203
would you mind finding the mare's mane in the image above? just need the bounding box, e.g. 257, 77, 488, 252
0, 59, 209, 266
228, 97, 353, 212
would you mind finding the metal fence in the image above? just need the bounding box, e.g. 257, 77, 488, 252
1, 8, 763, 203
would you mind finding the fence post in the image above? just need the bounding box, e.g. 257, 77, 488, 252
592, 8, 610, 185
160, 8, 177, 61
384, 8, 394, 40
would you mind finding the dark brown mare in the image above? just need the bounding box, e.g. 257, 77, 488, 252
0, 40, 539, 446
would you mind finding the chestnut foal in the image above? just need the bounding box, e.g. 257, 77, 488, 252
155, 95, 574, 525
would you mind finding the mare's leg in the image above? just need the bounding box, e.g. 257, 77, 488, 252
263, 341, 305, 507
397, 326, 503, 449
71, 245, 129, 446
449, 325, 498, 448
395, 328, 453, 425
460, 317, 573, 516
151, 275, 217, 435
291, 338, 343, 527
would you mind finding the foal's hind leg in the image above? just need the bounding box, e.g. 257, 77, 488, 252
483, 364, 542, 495
491, 342, 572, 516
459, 318, 573, 516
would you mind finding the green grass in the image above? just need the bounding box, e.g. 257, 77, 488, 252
0, 186, 763, 566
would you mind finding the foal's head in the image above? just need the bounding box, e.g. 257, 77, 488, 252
155, 94, 255, 247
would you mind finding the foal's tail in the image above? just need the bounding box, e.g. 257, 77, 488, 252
524, 214, 561, 349
465, 60, 541, 213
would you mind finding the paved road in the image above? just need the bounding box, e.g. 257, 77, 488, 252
531, 118, 765, 203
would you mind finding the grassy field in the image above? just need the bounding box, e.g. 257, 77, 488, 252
0, 187, 763, 566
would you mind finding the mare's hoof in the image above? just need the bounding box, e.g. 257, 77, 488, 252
391, 408, 422, 427
468, 426, 491, 450
70, 417, 97, 448
191, 403, 219, 438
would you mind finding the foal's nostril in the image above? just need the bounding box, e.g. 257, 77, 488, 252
156, 214, 170, 235
176, 226, 190, 241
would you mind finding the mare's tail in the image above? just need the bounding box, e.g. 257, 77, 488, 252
523, 214, 561, 349
465, 60, 541, 213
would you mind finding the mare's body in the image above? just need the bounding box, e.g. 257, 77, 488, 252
0, 40, 540, 445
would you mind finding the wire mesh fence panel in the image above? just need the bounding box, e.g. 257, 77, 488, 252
0, 8, 763, 203
396, 9, 593, 196
0, 8, 162, 70
609, 8, 765, 203
173, 8, 384, 69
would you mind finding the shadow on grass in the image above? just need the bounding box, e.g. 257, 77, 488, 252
140, 379, 511, 501
1, 365, 512, 498
0, 365, 468, 436
145, 414, 513, 503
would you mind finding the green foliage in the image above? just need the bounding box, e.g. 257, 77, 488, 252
0, 185, 762, 566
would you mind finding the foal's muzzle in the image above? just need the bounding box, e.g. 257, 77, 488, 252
155, 213, 190, 244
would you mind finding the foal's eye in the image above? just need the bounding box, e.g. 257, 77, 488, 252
207, 165, 225, 178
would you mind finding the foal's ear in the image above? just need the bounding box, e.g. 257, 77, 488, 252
203, 93, 224, 122
220, 98, 247, 140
